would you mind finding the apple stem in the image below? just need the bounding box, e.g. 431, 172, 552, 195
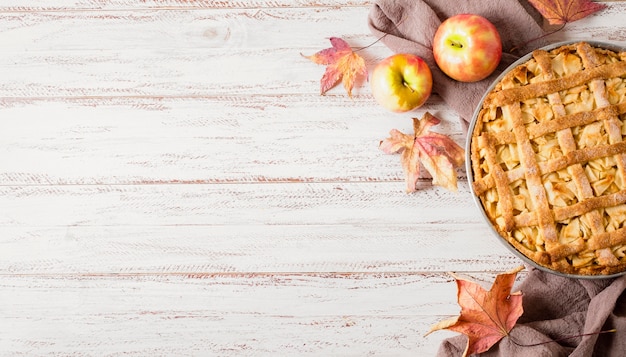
451, 41, 463, 49
403, 81, 414, 93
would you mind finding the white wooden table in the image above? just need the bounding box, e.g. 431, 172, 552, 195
1, 1, 624, 355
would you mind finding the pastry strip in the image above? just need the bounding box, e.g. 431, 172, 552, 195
473, 103, 626, 146
507, 102, 558, 242
483, 60, 626, 107
579, 42, 626, 266
472, 141, 626, 196
535, 47, 604, 261
482, 135, 515, 231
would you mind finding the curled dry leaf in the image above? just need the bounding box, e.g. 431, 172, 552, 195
379, 112, 465, 193
302, 37, 367, 97
527, 0, 606, 25
427, 266, 525, 357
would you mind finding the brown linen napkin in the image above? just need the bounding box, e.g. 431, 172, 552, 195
367, 0, 548, 123
436, 266, 626, 357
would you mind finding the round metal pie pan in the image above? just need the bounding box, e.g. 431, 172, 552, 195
466, 40, 626, 279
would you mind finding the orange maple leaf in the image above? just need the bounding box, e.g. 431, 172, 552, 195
379, 112, 465, 193
427, 266, 525, 357
527, 0, 606, 25
302, 37, 367, 97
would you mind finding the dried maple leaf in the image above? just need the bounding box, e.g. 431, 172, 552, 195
302, 37, 367, 97
427, 266, 525, 357
379, 112, 465, 193
527, 0, 606, 25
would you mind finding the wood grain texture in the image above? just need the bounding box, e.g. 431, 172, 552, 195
0, 95, 459, 185
0, 0, 377, 12
2, 4, 626, 100
0, 223, 521, 274
0, 182, 482, 226
0, 1, 624, 356
0, 272, 524, 356
0, 0, 621, 12
0, 10, 385, 100
0, 7, 377, 51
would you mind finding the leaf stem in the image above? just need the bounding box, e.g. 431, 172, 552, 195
352, 15, 408, 53
352, 34, 388, 52
509, 328, 617, 347
509, 24, 566, 54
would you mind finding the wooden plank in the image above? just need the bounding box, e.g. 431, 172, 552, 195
0, 182, 483, 227
0, 0, 620, 12
0, 47, 387, 98
0, 7, 377, 52
1, 4, 624, 100
0, 272, 524, 356
0, 95, 461, 185
0, 223, 520, 274
0, 6, 389, 99
0, 0, 375, 12
0, 4, 623, 55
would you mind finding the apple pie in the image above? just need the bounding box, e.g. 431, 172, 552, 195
469, 41, 626, 276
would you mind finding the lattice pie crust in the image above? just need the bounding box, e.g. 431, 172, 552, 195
470, 42, 626, 276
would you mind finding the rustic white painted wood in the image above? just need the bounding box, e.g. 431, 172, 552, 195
0, 1, 624, 356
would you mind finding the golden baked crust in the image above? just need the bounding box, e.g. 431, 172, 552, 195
470, 42, 626, 276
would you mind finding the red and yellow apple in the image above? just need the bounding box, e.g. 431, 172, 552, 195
370, 54, 433, 113
432, 14, 502, 82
